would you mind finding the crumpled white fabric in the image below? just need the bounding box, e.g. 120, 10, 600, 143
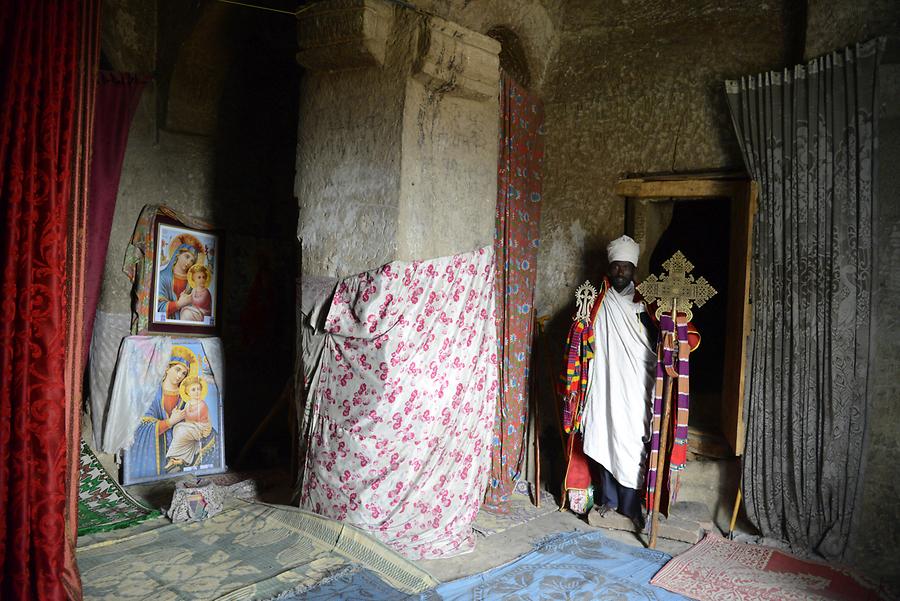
300, 246, 498, 559
89, 310, 132, 450
100, 336, 225, 454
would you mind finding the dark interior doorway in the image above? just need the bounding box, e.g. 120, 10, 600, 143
649, 199, 730, 436
621, 176, 757, 457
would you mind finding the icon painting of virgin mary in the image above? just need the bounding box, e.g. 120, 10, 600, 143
151, 222, 219, 331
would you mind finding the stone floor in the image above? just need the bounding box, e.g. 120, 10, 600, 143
121, 470, 715, 584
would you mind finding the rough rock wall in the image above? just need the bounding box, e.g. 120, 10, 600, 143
295, 3, 503, 279
804, 0, 900, 60
98, 0, 215, 318
860, 48, 900, 587
804, 1, 900, 582
536, 1, 787, 322
397, 77, 498, 261
412, 0, 563, 95
295, 12, 411, 278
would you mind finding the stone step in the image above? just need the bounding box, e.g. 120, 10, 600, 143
587, 500, 714, 544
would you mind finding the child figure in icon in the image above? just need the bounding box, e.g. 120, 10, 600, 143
165, 375, 214, 472
180, 263, 213, 323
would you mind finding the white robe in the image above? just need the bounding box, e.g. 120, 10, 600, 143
581, 282, 656, 490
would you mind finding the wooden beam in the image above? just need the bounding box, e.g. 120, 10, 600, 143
615, 178, 744, 199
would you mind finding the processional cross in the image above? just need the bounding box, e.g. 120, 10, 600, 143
636, 251, 717, 549
637, 251, 716, 323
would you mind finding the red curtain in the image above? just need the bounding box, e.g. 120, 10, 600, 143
484, 73, 545, 510
83, 72, 148, 360
0, 2, 99, 599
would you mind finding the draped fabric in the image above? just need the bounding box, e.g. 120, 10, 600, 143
0, 1, 99, 598
83, 72, 148, 360
645, 314, 691, 519
725, 38, 883, 559
485, 72, 544, 510
300, 248, 498, 559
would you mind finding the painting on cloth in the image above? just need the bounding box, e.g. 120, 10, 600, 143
149, 217, 222, 334
123, 340, 226, 484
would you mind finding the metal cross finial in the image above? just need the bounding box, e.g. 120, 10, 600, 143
636, 251, 717, 322
573, 280, 598, 321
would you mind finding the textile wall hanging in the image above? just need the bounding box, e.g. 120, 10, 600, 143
725, 38, 883, 559
0, 1, 99, 598
300, 247, 498, 559
485, 72, 545, 510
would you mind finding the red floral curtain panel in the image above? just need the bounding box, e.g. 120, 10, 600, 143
0, 1, 99, 598
484, 73, 545, 510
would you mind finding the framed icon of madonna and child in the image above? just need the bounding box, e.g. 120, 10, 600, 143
122, 341, 227, 484
149, 218, 222, 335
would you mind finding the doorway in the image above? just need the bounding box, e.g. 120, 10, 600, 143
618, 175, 757, 456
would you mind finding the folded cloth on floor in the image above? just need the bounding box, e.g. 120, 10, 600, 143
166, 478, 258, 522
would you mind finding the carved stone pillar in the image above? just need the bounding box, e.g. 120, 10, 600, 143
295, 0, 501, 278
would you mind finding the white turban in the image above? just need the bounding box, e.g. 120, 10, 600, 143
607, 235, 640, 266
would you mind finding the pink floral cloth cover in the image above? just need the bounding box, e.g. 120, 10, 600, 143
299, 247, 498, 559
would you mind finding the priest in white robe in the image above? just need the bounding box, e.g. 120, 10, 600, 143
561, 235, 699, 528
581, 236, 656, 526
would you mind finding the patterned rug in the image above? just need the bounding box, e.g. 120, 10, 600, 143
78, 501, 438, 600
472, 482, 557, 537
420, 529, 688, 600
651, 533, 885, 600
78, 439, 160, 536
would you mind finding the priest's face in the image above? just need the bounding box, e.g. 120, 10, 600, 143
607, 261, 635, 292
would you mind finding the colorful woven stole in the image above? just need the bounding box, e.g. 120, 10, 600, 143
562, 319, 592, 433
561, 281, 607, 434
644, 312, 691, 518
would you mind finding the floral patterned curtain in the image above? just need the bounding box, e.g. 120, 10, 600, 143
0, 1, 99, 598
484, 72, 545, 510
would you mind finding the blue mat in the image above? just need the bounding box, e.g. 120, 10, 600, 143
420, 530, 689, 601
287, 566, 413, 600
292, 530, 688, 600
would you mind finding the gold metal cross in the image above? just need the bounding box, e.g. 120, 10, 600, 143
636, 251, 717, 322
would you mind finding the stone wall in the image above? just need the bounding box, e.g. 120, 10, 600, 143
860, 46, 900, 586
295, 1, 501, 279
804, 0, 900, 60
536, 1, 787, 323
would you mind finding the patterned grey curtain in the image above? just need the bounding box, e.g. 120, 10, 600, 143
725, 38, 884, 560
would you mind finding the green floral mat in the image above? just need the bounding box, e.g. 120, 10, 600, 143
78, 439, 161, 536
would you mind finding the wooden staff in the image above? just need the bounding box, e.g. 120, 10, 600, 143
637, 252, 717, 549
534, 380, 541, 508
728, 477, 743, 539
531, 314, 542, 508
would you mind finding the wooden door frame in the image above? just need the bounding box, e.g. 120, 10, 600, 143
615, 176, 757, 455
